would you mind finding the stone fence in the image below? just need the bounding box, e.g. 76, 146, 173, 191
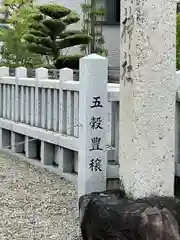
0, 54, 120, 197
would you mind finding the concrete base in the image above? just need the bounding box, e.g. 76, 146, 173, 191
107, 147, 115, 161
0, 128, 11, 149
41, 141, 54, 165
74, 151, 78, 173
55, 146, 74, 173
0, 127, 121, 191
25, 136, 38, 159
11, 132, 25, 153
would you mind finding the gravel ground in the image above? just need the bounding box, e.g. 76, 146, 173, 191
0, 151, 81, 240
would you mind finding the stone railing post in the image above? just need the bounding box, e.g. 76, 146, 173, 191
78, 54, 108, 199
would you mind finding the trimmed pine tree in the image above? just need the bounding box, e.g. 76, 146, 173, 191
24, 4, 91, 69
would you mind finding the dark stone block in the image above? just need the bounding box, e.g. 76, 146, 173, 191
79, 190, 180, 240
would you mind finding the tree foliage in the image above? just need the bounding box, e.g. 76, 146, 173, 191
24, 4, 91, 69
81, 3, 108, 56
0, 0, 44, 67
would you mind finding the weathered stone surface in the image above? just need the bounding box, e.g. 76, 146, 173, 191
119, 0, 177, 198
79, 190, 180, 240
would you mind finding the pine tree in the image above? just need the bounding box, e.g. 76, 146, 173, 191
24, 4, 91, 69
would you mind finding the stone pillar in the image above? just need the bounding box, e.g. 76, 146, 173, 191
0, 67, 9, 118
35, 68, 48, 127
54, 146, 74, 172
56, 68, 74, 173
0, 129, 11, 149
78, 54, 108, 199
11, 132, 24, 153
25, 136, 37, 159
40, 141, 54, 165
15, 67, 27, 122
119, 0, 177, 198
